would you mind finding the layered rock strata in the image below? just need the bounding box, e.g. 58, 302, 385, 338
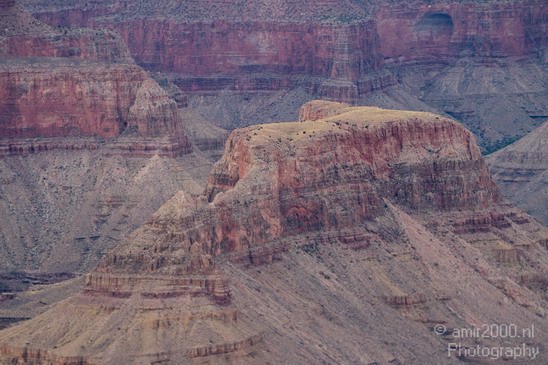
487, 122, 548, 224
0, 102, 546, 364
0, 2, 191, 155
24, 0, 547, 73
20, 0, 548, 144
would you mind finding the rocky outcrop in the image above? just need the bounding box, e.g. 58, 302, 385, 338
0, 60, 146, 139
487, 122, 548, 224
0, 2, 132, 62
21, 0, 547, 144
126, 79, 185, 138
0, 3, 191, 155
1, 102, 546, 364
101, 101, 501, 276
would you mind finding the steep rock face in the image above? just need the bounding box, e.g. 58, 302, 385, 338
83, 18, 392, 106
21, 0, 547, 145
0, 3, 191, 155
1, 102, 546, 364
1, 26, 131, 63
0, 60, 147, 139
25, 0, 547, 63
202, 102, 498, 248
102, 101, 500, 276
0, 3, 132, 62
376, 1, 546, 63
107, 20, 382, 83
487, 122, 548, 224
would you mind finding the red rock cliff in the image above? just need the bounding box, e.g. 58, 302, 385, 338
0, 4, 191, 154
1, 101, 546, 365
97, 101, 501, 278
0, 60, 146, 139
23, 0, 547, 100
376, 1, 546, 63
0, 2, 132, 62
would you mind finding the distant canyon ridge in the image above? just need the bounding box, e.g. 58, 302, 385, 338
19, 0, 548, 149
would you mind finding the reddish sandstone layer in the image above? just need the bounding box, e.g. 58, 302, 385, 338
0, 60, 191, 153
23, 0, 547, 100
0, 102, 546, 364
376, 1, 546, 63
0, 3, 191, 154
0, 60, 146, 139
99, 101, 501, 276
0, 2, 132, 62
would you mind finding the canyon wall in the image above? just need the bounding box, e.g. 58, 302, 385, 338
0, 1, 132, 63
25, 1, 546, 87
21, 0, 548, 146
0, 60, 147, 139
0, 2, 191, 155
0, 2, 209, 275
376, 1, 546, 63
0, 102, 546, 364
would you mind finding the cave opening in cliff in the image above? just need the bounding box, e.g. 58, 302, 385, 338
416, 13, 454, 37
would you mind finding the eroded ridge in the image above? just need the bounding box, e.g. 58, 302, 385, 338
0, 101, 546, 364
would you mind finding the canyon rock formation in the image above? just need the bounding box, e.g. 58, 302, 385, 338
0, 2, 221, 275
488, 122, 548, 225
19, 0, 548, 148
0, 1, 546, 363
0, 2, 191, 155
0, 151, 215, 274
0, 102, 546, 364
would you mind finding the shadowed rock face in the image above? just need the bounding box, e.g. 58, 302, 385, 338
0, 0, 14, 9
0, 3, 191, 156
487, 122, 548, 224
1, 102, 546, 364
